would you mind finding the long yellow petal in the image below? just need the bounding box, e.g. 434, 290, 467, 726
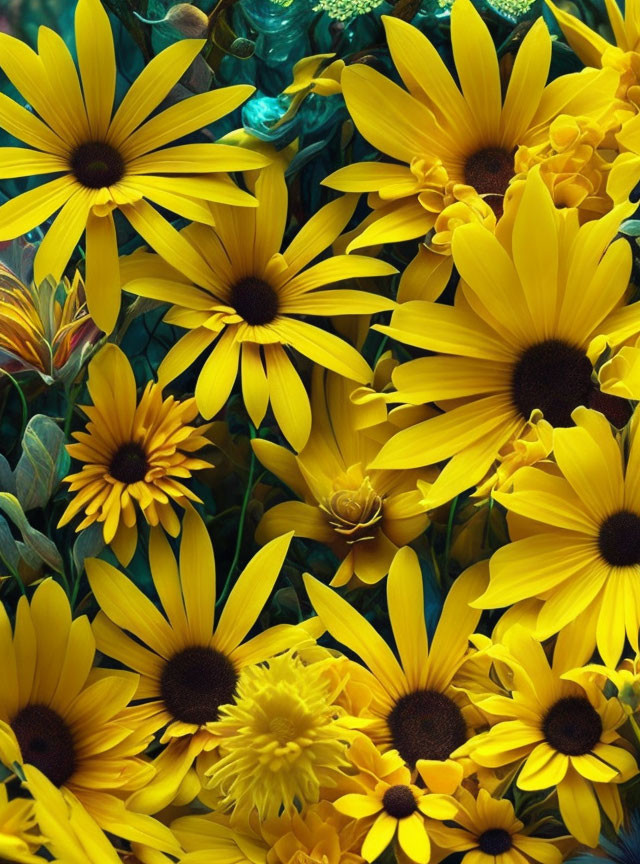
85, 209, 120, 334
194, 328, 240, 420
75, 0, 116, 140
0, 175, 74, 242
179, 507, 216, 645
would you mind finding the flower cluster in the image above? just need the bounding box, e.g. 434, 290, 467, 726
2, 0, 640, 862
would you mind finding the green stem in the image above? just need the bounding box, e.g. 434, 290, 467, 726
64, 381, 83, 439
443, 495, 459, 584
216, 424, 257, 608
629, 713, 640, 749
1, 371, 28, 446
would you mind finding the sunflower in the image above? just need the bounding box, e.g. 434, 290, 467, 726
465, 626, 638, 848
121, 162, 397, 451
57, 343, 212, 566
254, 368, 433, 586
370, 168, 639, 509
474, 406, 640, 669
323, 0, 618, 287
427, 787, 566, 864
85, 508, 316, 815
0, 0, 267, 334
304, 546, 488, 784
0, 781, 41, 864
0, 579, 178, 854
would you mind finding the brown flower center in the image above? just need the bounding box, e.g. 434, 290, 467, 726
160, 646, 239, 725
110, 442, 149, 484
230, 277, 279, 326
382, 784, 417, 819
11, 704, 76, 787
387, 689, 467, 768
71, 141, 125, 189
598, 510, 640, 567
478, 828, 513, 854
542, 696, 602, 756
464, 147, 514, 215
324, 477, 383, 544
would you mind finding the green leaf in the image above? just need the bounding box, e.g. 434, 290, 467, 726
0, 493, 63, 573
72, 523, 105, 576
15, 414, 66, 511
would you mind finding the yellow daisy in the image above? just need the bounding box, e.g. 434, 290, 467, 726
121, 162, 397, 452
427, 787, 566, 864
304, 546, 487, 784
254, 368, 433, 587
57, 343, 212, 566
0, 578, 177, 853
0, 781, 41, 864
0, 0, 266, 333
465, 626, 638, 848
85, 509, 314, 815
370, 167, 638, 509
475, 406, 640, 668
323, 0, 617, 279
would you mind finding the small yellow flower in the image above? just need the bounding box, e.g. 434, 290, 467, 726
0, 779, 41, 864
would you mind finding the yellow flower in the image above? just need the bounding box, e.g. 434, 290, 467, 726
465, 626, 637, 848
428, 787, 566, 864
0, 780, 41, 864
85, 510, 314, 814
57, 343, 212, 565
0, 264, 97, 383
304, 547, 488, 783
261, 801, 366, 864
205, 652, 351, 819
121, 162, 396, 452
0, 579, 177, 854
254, 369, 432, 587
475, 406, 640, 669
370, 168, 638, 510
0, 0, 266, 333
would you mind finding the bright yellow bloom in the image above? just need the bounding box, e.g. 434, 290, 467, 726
0, 264, 97, 383
121, 163, 396, 451
0, 0, 266, 333
254, 369, 432, 587
476, 407, 640, 668
0, 780, 41, 864
465, 627, 637, 848
371, 168, 638, 509
428, 787, 566, 864
261, 801, 366, 864
304, 547, 488, 783
205, 651, 351, 819
85, 510, 314, 814
57, 343, 212, 565
0, 579, 177, 854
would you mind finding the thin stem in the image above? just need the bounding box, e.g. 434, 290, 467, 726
443, 495, 459, 584
1, 371, 28, 449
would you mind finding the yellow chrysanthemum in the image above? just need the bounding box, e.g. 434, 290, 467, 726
254, 368, 433, 587
465, 627, 638, 848
120, 162, 396, 451
428, 787, 566, 864
371, 168, 639, 510
0, 0, 267, 333
0, 780, 41, 864
323, 0, 618, 293
304, 547, 488, 785
475, 407, 640, 668
0, 579, 177, 854
205, 652, 351, 819
57, 343, 212, 565
261, 801, 366, 864
85, 510, 315, 815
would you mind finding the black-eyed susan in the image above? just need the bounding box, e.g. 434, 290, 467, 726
323, 0, 617, 267
0, 781, 41, 864
428, 787, 566, 864
466, 626, 638, 848
371, 168, 638, 509
57, 343, 211, 566
121, 163, 397, 452
304, 546, 488, 783
333, 738, 458, 864
475, 407, 640, 669
0, 579, 178, 854
85, 509, 315, 815
0, 0, 267, 333
205, 651, 351, 818
254, 368, 433, 587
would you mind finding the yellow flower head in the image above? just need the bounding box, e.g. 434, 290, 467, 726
254, 369, 433, 587
0, 0, 267, 333
57, 343, 212, 565
0, 779, 41, 864
121, 163, 396, 452
261, 800, 366, 864
206, 652, 351, 819
85, 511, 315, 814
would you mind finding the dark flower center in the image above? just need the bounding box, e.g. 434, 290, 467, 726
387, 689, 467, 768
11, 704, 76, 787
464, 147, 514, 216
598, 510, 640, 567
543, 696, 603, 756
110, 442, 149, 484
382, 784, 417, 819
71, 141, 125, 189
587, 389, 633, 429
230, 277, 279, 326
478, 828, 513, 854
511, 339, 593, 427
160, 646, 239, 725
